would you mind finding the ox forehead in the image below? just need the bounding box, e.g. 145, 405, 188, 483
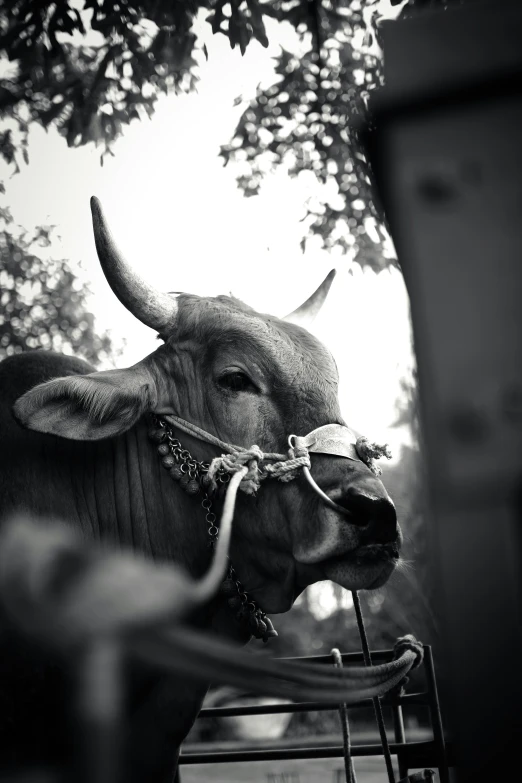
165, 294, 341, 416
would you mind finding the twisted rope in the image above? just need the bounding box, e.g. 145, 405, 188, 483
132, 627, 423, 704
165, 415, 390, 510
163, 415, 286, 461
355, 437, 392, 476
262, 444, 311, 482
165, 414, 311, 495
165, 414, 391, 497
192, 467, 248, 602
0, 517, 423, 702
206, 444, 311, 495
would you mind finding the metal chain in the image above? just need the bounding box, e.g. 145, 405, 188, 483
148, 416, 277, 642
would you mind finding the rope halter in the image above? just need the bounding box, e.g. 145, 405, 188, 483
163, 415, 392, 516
151, 415, 394, 640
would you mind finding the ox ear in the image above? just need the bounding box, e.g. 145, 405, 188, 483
13, 364, 158, 440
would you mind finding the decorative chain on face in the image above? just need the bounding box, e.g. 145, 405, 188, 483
148, 415, 278, 643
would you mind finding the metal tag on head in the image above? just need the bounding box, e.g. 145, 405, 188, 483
291, 424, 360, 461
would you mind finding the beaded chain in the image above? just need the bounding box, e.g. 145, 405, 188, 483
147, 415, 278, 643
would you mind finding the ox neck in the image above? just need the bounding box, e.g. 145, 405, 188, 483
148, 416, 278, 643
82, 422, 213, 578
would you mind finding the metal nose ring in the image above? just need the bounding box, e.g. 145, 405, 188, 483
301, 466, 354, 518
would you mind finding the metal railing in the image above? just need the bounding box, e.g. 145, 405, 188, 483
0, 518, 450, 783
179, 646, 450, 783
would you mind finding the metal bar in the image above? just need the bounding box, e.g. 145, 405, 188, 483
184, 645, 447, 777
352, 592, 396, 783
391, 697, 408, 780
279, 650, 395, 664
178, 740, 437, 765
423, 647, 450, 783
198, 692, 429, 718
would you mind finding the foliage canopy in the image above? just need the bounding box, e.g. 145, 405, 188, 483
0, 0, 464, 269
0, 205, 115, 364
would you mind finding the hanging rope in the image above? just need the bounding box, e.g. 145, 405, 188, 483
0, 517, 424, 703
192, 466, 248, 603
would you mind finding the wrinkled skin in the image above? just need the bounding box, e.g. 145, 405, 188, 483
149, 294, 400, 610
0, 291, 400, 782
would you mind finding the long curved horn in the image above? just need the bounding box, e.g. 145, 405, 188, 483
283, 269, 336, 326
90, 197, 178, 335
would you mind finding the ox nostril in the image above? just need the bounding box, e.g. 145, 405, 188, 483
340, 490, 398, 544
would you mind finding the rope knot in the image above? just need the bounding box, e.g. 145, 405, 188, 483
208, 446, 265, 495
263, 443, 311, 484
393, 634, 424, 670
355, 437, 392, 476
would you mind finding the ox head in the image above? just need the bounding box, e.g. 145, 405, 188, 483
14, 198, 400, 613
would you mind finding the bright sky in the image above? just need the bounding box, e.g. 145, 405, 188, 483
1, 2, 413, 619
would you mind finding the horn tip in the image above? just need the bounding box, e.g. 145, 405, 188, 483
282, 268, 337, 325
90, 196, 102, 215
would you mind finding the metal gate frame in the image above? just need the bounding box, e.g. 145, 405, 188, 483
179, 645, 450, 782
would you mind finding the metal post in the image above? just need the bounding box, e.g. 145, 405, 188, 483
423, 647, 449, 783
391, 694, 408, 781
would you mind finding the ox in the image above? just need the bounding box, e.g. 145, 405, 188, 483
0, 198, 400, 782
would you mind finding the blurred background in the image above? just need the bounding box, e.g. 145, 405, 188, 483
0, 0, 467, 767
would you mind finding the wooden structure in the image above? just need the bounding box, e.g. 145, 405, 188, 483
367, 1, 522, 780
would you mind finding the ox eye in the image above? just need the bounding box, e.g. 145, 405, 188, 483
218, 371, 256, 393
